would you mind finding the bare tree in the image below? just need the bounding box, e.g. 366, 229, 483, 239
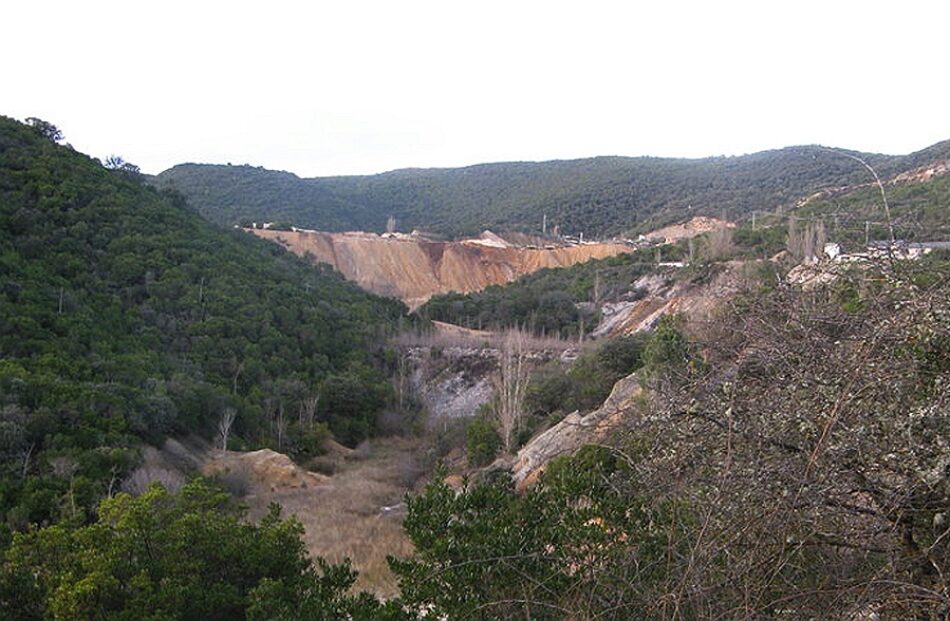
386, 214, 397, 234
492, 330, 530, 453
704, 227, 735, 260
786, 217, 804, 260
592, 271, 602, 306
802, 221, 816, 261
813, 219, 827, 258
633, 258, 950, 618
50, 456, 80, 517
229, 358, 245, 395
217, 407, 236, 451
298, 394, 319, 429
20, 443, 34, 480
392, 354, 411, 413
275, 403, 287, 450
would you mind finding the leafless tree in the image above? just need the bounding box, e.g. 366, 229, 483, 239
392, 354, 411, 413
788, 218, 828, 263
275, 403, 287, 451
50, 456, 80, 517
492, 329, 530, 453
217, 407, 236, 451
629, 258, 950, 618
229, 358, 245, 395
298, 394, 319, 429
49, 456, 78, 480
787, 217, 804, 260
704, 227, 735, 260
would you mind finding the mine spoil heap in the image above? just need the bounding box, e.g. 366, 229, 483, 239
249, 228, 632, 308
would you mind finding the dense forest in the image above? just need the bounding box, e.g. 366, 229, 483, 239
0, 116, 407, 539
155, 140, 950, 238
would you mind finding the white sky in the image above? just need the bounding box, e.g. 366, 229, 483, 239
4, 0, 949, 177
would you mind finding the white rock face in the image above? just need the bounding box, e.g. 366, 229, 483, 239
512, 372, 645, 490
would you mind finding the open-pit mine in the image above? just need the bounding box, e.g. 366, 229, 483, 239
247, 228, 634, 308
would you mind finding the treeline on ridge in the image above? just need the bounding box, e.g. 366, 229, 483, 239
155, 140, 950, 238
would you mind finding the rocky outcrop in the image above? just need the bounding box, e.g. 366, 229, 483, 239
404, 339, 575, 424
247, 228, 632, 309
512, 372, 645, 491
591, 260, 757, 338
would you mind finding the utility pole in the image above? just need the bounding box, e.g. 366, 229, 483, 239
752, 211, 756, 230
542, 213, 547, 236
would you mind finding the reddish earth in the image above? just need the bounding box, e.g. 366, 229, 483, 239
248, 229, 633, 308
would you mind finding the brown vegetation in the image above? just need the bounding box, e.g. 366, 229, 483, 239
624, 259, 950, 617
206, 438, 423, 597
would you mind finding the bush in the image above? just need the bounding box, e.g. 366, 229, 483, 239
466, 418, 501, 467
525, 363, 574, 416
641, 314, 691, 382
595, 333, 649, 376
526, 335, 649, 419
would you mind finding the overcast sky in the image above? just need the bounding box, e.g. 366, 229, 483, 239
5, 0, 949, 177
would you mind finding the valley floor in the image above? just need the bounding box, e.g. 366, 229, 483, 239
233, 437, 421, 596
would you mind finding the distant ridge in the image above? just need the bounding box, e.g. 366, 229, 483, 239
155, 140, 950, 238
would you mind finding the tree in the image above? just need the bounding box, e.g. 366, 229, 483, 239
24, 118, 62, 143
640, 314, 691, 386
492, 330, 530, 453
630, 258, 950, 617
466, 417, 501, 466
786, 216, 804, 260
103, 154, 142, 180
217, 406, 236, 450
0, 480, 400, 620
392, 447, 685, 620
703, 227, 735, 260
102, 154, 127, 169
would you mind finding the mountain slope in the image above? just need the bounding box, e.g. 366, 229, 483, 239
0, 116, 406, 531
155, 141, 950, 238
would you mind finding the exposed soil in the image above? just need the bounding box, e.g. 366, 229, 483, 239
248, 229, 632, 309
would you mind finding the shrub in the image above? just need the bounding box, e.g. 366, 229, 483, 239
466, 418, 501, 467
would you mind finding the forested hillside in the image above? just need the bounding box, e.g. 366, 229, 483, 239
796, 173, 950, 245
0, 116, 407, 536
419, 249, 670, 337
155, 140, 950, 238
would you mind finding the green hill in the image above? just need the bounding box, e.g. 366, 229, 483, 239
0, 116, 407, 533
155, 141, 950, 238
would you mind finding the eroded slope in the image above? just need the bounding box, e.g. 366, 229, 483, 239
249, 229, 632, 308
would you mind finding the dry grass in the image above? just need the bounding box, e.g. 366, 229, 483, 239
236, 437, 423, 597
